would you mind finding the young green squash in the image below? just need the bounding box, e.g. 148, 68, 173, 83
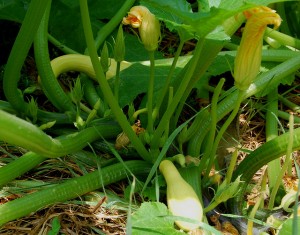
159, 159, 203, 231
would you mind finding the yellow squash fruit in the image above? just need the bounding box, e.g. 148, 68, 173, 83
39, 54, 131, 82
159, 160, 203, 231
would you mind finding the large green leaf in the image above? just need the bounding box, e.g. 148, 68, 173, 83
278, 217, 300, 235
0, 0, 29, 22
0, 0, 164, 60
141, 0, 194, 41
141, 0, 295, 40
112, 56, 190, 107
131, 202, 183, 235
49, 0, 127, 53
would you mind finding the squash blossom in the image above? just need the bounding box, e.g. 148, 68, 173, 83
234, 7, 281, 91
122, 6, 161, 51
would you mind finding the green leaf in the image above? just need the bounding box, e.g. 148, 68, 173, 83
278, 217, 300, 235
48, 216, 61, 235
0, 0, 29, 22
141, 0, 294, 41
141, 0, 195, 41
108, 56, 190, 107
49, 0, 138, 54
131, 202, 183, 235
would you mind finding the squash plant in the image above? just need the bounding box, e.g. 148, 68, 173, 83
0, 0, 300, 234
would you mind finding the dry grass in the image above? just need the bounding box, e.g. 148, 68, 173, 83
0, 203, 127, 235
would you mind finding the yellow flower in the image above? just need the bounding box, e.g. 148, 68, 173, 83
234, 7, 281, 91
122, 6, 161, 51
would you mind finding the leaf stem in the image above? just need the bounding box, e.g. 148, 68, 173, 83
266, 90, 281, 192
114, 62, 121, 102
3, 0, 51, 115
94, 0, 135, 50
199, 78, 225, 174
151, 38, 205, 149
204, 90, 244, 180
147, 51, 156, 133
152, 40, 185, 120
266, 27, 300, 50
268, 114, 294, 209
79, 0, 151, 162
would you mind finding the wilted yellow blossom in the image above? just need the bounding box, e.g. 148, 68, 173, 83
234, 6, 281, 91
122, 6, 161, 51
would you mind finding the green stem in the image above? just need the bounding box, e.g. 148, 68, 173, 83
34, 1, 76, 113
233, 121, 300, 185
0, 160, 151, 226
172, 15, 245, 126
225, 149, 239, 183
152, 40, 185, 120
266, 90, 281, 192
94, 0, 135, 50
278, 110, 300, 123
48, 33, 80, 54
204, 201, 219, 213
0, 110, 120, 158
79, 0, 150, 162
199, 78, 225, 175
247, 170, 267, 234
172, 39, 223, 127
187, 54, 300, 156
114, 62, 121, 102
151, 38, 205, 149
0, 152, 46, 187
3, 0, 51, 115
132, 108, 147, 120
147, 51, 155, 133
204, 90, 244, 180
265, 27, 300, 50
218, 49, 299, 62
278, 94, 300, 113
81, 75, 106, 117
268, 114, 294, 209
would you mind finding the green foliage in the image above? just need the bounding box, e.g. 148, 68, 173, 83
278, 217, 300, 235
0, 0, 29, 22
48, 217, 61, 235
141, 0, 291, 40
48, 0, 126, 53
131, 202, 183, 235
1, 0, 300, 233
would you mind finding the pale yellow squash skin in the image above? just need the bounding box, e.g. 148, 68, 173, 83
159, 160, 203, 231
41, 54, 132, 81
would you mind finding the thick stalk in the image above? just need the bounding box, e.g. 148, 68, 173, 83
151, 38, 205, 149
0, 110, 120, 158
0, 160, 151, 226
200, 78, 225, 175
34, 1, 76, 112
147, 51, 155, 133
266, 90, 281, 192
278, 94, 300, 113
268, 114, 294, 209
79, 0, 150, 162
81, 75, 106, 117
152, 40, 185, 119
94, 0, 136, 50
3, 0, 51, 114
114, 62, 121, 102
233, 126, 300, 185
204, 91, 244, 180
265, 27, 300, 50
0, 152, 46, 187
